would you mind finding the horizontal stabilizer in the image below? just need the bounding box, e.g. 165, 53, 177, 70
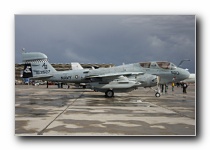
30, 75, 53, 80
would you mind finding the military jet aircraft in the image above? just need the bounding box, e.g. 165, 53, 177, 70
22, 52, 190, 97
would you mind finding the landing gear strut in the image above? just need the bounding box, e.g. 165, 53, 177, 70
155, 75, 161, 97
105, 90, 114, 98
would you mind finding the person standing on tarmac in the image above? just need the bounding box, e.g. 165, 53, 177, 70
172, 77, 175, 92
172, 82, 175, 92
182, 82, 188, 93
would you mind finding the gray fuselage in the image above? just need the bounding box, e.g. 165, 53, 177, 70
47, 62, 190, 85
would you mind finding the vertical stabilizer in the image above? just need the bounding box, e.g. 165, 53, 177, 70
22, 52, 56, 78
71, 62, 84, 70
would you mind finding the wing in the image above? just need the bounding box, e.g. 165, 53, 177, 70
86, 72, 144, 79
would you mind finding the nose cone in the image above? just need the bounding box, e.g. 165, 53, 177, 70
180, 68, 190, 80
185, 69, 190, 79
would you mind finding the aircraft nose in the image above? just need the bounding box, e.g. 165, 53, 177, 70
182, 69, 190, 79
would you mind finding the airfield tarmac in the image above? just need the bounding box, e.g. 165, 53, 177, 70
15, 84, 196, 136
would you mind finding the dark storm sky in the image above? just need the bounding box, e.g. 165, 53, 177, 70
15, 15, 195, 72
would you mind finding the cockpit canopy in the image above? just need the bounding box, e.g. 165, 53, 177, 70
140, 62, 151, 68
139, 61, 177, 70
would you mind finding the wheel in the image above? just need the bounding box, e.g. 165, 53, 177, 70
105, 90, 114, 98
155, 92, 160, 97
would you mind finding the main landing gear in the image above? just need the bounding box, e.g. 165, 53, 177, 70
104, 89, 160, 98
105, 89, 114, 98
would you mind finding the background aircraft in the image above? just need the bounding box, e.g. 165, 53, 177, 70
71, 62, 84, 70
22, 52, 190, 97
181, 73, 195, 83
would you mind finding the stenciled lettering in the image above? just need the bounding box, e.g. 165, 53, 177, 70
61, 76, 72, 80
33, 70, 50, 74
42, 63, 48, 69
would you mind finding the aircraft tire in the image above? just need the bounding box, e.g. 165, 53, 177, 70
105, 90, 114, 98
155, 92, 160, 97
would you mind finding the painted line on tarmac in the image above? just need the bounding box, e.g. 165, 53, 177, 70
37, 92, 84, 135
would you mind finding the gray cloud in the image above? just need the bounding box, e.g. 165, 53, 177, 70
15, 15, 195, 72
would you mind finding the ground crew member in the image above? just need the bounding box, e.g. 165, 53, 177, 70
182, 82, 188, 93
172, 82, 175, 92
47, 81, 48, 88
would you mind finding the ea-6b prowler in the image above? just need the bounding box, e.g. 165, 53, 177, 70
22, 52, 190, 97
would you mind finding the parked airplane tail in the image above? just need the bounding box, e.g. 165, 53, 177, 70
22, 52, 56, 79
71, 62, 84, 70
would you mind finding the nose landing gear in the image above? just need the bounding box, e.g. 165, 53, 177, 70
155, 92, 161, 97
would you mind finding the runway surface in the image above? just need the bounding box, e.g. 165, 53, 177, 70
15, 84, 195, 136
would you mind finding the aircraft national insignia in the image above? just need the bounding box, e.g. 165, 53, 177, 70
171, 71, 179, 75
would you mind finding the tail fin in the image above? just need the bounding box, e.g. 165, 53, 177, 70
22, 52, 56, 79
71, 62, 84, 70
22, 63, 33, 78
